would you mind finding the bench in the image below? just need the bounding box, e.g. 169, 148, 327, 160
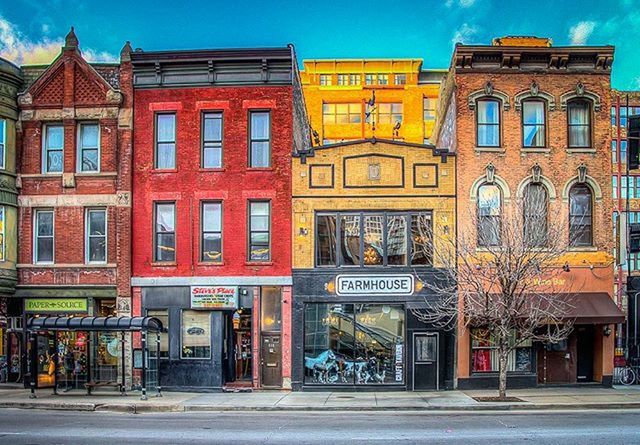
85, 381, 125, 395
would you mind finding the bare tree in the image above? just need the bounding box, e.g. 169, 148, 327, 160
414, 186, 579, 400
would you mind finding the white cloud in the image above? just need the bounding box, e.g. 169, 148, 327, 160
446, 0, 476, 7
568, 21, 597, 45
452, 23, 479, 46
0, 15, 116, 65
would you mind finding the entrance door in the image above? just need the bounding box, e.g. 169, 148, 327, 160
576, 326, 594, 382
260, 334, 282, 387
413, 332, 438, 390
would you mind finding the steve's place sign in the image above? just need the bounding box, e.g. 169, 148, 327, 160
335, 274, 415, 296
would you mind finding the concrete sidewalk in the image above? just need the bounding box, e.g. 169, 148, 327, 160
0, 386, 640, 413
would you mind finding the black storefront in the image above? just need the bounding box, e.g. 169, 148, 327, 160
291, 269, 454, 391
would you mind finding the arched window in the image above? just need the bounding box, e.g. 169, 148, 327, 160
476, 99, 501, 147
568, 100, 592, 148
569, 184, 593, 247
523, 183, 548, 247
522, 100, 546, 148
477, 184, 502, 246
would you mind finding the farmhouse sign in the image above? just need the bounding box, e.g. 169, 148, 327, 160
335, 274, 415, 296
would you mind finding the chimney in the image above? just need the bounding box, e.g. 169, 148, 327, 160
492, 36, 552, 47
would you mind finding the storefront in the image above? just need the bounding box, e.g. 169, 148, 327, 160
139, 283, 288, 391
292, 270, 455, 391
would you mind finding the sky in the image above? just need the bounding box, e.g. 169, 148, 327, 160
1, 0, 639, 89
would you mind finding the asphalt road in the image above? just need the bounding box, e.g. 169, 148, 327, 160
0, 408, 639, 444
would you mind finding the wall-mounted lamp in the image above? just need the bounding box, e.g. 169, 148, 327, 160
604, 325, 612, 337
562, 262, 571, 272
299, 227, 309, 236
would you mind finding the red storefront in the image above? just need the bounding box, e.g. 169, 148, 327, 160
130, 46, 309, 391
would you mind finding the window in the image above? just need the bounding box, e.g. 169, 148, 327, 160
316, 211, 432, 267
621, 106, 628, 128
248, 201, 270, 261
522, 100, 546, 148
613, 175, 640, 199
367, 103, 402, 124
261, 287, 282, 332
523, 183, 548, 247
78, 123, 100, 172
323, 103, 361, 124
395, 74, 406, 85
621, 140, 628, 166
337, 74, 361, 86
154, 203, 175, 262
319, 74, 332, 86
365, 74, 375, 85
423, 97, 436, 121
86, 208, 106, 263
34, 209, 54, 263
0, 206, 5, 261
303, 303, 405, 385
471, 329, 532, 373
613, 176, 618, 199
477, 184, 501, 246
611, 106, 617, 127
349, 74, 361, 85
249, 111, 270, 168
201, 202, 222, 262
202, 112, 223, 168
476, 99, 500, 147
181, 310, 211, 359
0, 119, 5, 170
567, 100, 591, 148
155, 113, 176, 169
43, 124, 63, 173
147, 309, 169, 358
612, 140, 618, 164
377, 74, 388, 85
569, 184, 593, 247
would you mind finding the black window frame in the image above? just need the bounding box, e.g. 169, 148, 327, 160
523, 183, 548, 247
34, 208, 54, 264
476, 98, 501, 148
248, 200, 271, 262
201, 111, 224, 169
154, 112, 176, 170
201, 201, 223, 263
153, 201, 176, 263
569, 183, 593, 247
248, 110, 271, 168
567, 99, 592, 148
314, 210, 433, 268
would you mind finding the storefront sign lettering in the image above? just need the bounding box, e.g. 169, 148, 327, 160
190, 286, 238, 310
335, 274, 414, 296
25, 298, 88, 313
395, 343, 404, 382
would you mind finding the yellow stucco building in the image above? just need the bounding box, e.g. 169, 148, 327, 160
300, 59, 445, 145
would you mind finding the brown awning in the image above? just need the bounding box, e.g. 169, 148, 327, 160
560, 292, 625, 325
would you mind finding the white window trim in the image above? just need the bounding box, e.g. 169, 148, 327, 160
34, 209, 54, 264
85, 208, 107, 264
0, 119, 6, 171
77, 122, 101, 173
42, 123, 64, 175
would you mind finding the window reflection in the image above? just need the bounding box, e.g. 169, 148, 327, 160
339, 215, 361, 266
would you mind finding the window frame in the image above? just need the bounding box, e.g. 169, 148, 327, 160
476, 99, 501, 148
477, 183, 502, 247
522, 183, 548, 247
34, 208, 55, 264
0, 118, 6, 170
394, 74, 407, 85
319, 74, 332, 86
154, 112, 176, 170
42, 123, 64, 174
85, 208, 107, 264
201, 111, 224, 169
248, 200, 271, 262
153, 201, 176, 263
521, 99, 547, 148
180, 309, 212, 360
248, 110, 271, 168
200, 201, 223, 263
76, 122, 101, 173
567, 99, 592, 149
569, 184, 593, 247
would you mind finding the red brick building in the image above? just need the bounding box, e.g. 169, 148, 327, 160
130, 46, 309, 390
16, 29, 133, 388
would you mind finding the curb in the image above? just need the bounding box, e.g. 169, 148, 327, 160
1, 401, 640, 413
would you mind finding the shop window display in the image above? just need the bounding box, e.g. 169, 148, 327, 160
304, 303, 405, 385
471, 329, 533, 373
181, 311, 211, 359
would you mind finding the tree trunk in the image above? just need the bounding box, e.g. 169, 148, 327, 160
498, 345, 508, 400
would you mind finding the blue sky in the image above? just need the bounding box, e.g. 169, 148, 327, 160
1, 0, 639, 89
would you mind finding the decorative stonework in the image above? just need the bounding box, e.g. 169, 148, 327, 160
468, 83, 511, 110
514, 81, 557, 111
559, 83, 602, 112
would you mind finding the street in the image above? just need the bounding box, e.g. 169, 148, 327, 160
0, 408, 639, 444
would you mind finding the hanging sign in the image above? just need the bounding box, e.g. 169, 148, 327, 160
335, 274, 414, 296
190, 286, 238, 310
25, 298, 88, 313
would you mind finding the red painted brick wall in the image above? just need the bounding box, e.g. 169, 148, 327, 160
132, 86, 293, 278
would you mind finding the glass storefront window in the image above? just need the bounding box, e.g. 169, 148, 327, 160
316, 214, 336, 266
339, 215, 361, 266
471, 329, 532, 373
303, 303, 405, 385
387, 215, 407, 265
363, 215, 383, 266
261, 287, 282, 333
147, 310, 169, 358
181, 311, 211, 359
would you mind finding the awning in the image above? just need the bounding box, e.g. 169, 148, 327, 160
557, 292, 625, 325
27, 316, 164, 332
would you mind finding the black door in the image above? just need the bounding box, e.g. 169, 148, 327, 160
576, 326, 594, 382
260, 334, 282, 387
413, 332, 438, 390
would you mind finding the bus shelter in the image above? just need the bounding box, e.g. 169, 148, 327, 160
26, 316, 163, 400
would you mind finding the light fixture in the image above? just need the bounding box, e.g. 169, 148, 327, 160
577, 164, 587, 184
485, 163, 496, 184
299, 227, 309, 236
531, 163, 542, 184
604, 325, 612, 337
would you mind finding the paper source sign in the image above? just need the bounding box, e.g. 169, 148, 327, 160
335, 274, 414, 296
191, 286, 238, 309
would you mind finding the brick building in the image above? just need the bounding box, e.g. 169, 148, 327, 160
130, 46, 309, 391
15, 29, 133, 389
435, 36, 624, 388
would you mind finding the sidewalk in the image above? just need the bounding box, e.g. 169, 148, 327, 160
1, 386, 640, 413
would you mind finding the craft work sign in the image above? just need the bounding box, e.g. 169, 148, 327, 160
190, 286, 238, 310
335, 274, 415, 296
25, 298, 88, 313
